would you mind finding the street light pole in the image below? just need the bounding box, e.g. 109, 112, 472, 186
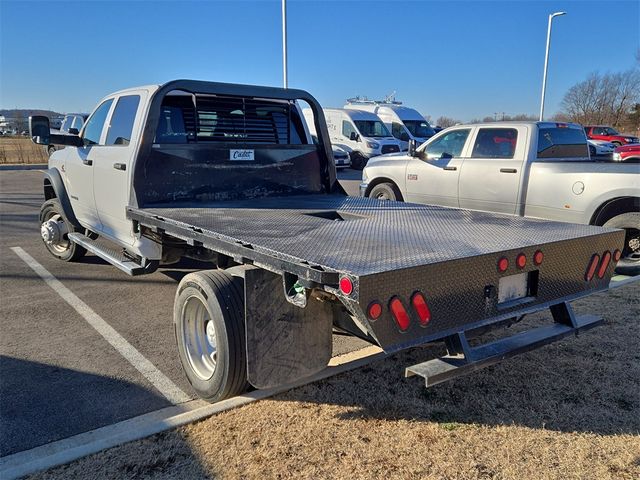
539, 11, 566, 121
282, 0, 288, 88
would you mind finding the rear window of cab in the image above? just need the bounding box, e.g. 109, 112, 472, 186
537, 126, 589, 159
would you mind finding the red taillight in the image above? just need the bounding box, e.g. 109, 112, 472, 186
339, 277, 353, 295
613, 249, 622, 262
516, 253, 526, 269
585, 254, 600, 281
597, 251, 611, 279
367, 301, 382, 320
497, 257, 509, 273
533, 250, 544, 265
411, 292, 431, 326
389, 297, 410, 331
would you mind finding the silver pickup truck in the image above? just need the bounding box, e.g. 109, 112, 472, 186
361, 121, 640, 275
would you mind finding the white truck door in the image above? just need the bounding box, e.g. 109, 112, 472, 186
93, 93, 144, 244
64, 98, 114, 230
458, 126, 526, 215
404, 128, 471, 207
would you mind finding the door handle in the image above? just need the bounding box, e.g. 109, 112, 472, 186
82, 159, 93, 166
113, 163, 126, 171
443, 166, 457, 171
500, 168, 517, 173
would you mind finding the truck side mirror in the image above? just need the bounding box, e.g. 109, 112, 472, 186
408, 139, 417, 157
29, 115, 50, 145
349, 131, 358, 141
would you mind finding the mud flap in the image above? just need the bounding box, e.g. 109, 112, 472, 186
244, 268, 333, 389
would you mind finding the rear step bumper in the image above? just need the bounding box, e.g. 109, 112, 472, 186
68, 233, 157, 276
405, 302, 603, 387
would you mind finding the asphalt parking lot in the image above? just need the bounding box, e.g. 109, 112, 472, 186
0, 168, 364, 459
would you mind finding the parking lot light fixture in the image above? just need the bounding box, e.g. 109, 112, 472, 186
539, 11, 566, 121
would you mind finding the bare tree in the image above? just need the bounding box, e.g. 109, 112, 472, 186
435, 116, 460, 128
559, 69, 640, 127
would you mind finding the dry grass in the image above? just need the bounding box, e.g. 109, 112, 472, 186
0, 137, 47, 164
30, 284, 640, 480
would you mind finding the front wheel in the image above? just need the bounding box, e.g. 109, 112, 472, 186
39, 199, 86, 261
174, 270, 248, 402
604, 212, 640, 276
368, 182, 401, 201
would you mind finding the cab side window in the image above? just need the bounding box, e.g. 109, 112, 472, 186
424, 129, 470, 159
342, 120, 356, 139
83, 99, 113, 146
106, 95, 140, 146
471, 128, 518, 158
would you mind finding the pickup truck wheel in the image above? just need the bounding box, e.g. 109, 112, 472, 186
604, 212, 640, 276
611, 141, 622, 147
174, 270, 247, 402
47, 145, 56, 157
39, 199, 86, 261
369, 182, 400, 201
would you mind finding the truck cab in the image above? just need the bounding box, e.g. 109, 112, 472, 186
319, 108, 400, 169
344, 100, 435, 150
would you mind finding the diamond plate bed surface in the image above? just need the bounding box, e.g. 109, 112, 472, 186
131, 195, 616, 276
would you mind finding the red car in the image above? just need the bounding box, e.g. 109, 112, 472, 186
613, 144, 640, 162
584, 125, 639, 146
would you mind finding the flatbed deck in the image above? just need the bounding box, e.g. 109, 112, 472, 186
128, 195, 616, 281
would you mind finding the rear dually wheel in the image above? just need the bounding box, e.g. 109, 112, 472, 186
174, 270, 248, 402
604, 212, 640, 276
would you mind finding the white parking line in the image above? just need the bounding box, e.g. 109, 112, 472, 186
10, 246, 190, 404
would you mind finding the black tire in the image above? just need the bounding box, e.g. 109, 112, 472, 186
603, 212, 640, 276
174, 270, 248, 402
39, 199, 86, 261
47, 145, 56, 157
350, 152, 368, 170
611, 141, 622, 147
368, 182, 401, 201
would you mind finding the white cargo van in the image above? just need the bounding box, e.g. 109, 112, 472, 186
304, 108, 400, 169
344, 99, 435, 150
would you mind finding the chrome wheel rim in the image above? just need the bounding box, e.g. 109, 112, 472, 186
41, 213, 70, 254
182, 295, 217, 381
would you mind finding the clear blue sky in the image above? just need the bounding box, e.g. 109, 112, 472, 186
1, 0, 638, 121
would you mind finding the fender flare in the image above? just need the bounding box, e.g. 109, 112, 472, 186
43, 168, 82, 229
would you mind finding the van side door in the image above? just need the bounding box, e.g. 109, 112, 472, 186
458, 126, 527, 215
64, 98, 114, 230
93, 93, 145, 244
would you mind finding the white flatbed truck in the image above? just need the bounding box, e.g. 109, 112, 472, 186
30, 80, 624, 402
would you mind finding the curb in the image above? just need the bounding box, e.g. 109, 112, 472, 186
0, 164, 47, 171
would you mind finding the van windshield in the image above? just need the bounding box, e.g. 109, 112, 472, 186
354, 120, 391, 138
403, 120, 435, 138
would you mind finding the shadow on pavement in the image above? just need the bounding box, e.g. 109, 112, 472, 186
0, 356, 170, 457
